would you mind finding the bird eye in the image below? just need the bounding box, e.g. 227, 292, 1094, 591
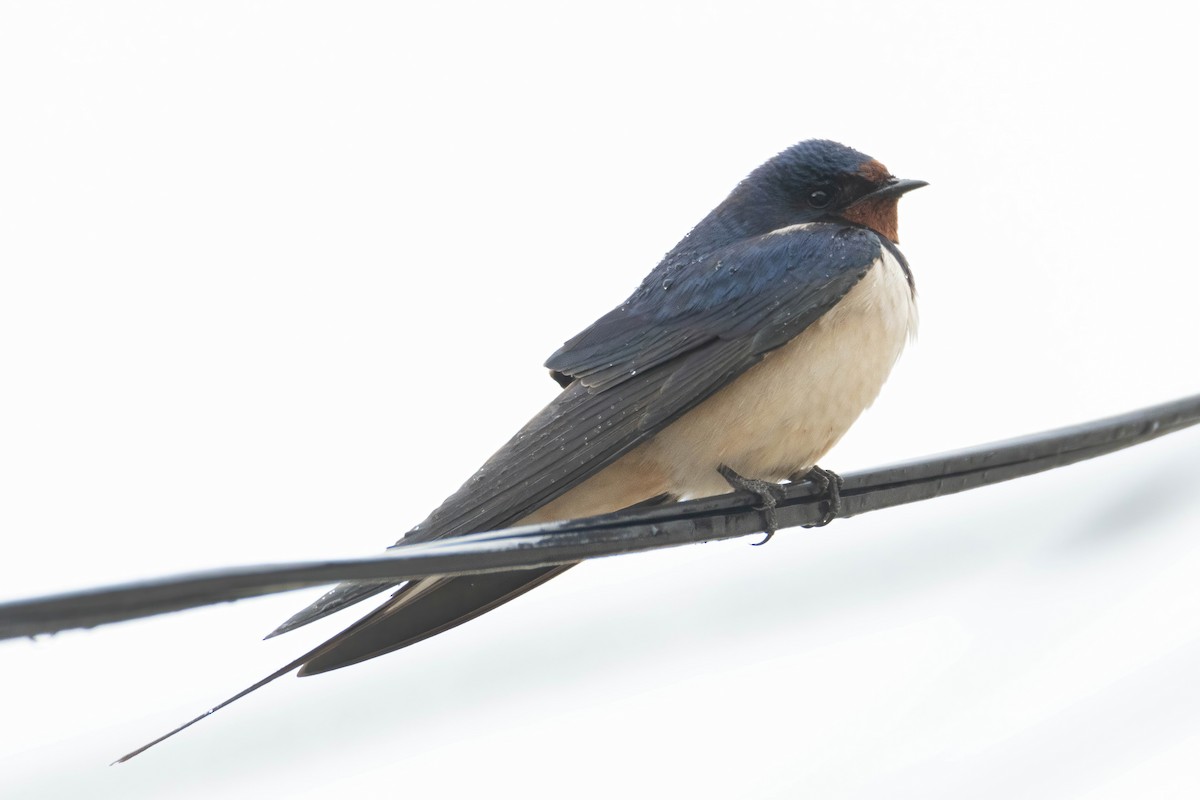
807, 186, 836, 209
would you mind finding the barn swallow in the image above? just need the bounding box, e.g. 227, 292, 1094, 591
118, 139, 925, 760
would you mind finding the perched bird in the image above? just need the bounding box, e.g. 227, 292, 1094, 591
118, 138, 925, 760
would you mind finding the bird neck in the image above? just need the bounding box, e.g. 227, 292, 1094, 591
666, 183, 800, 263
840, 197, 901, 243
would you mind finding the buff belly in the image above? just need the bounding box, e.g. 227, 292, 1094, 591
524, 249, 917, 524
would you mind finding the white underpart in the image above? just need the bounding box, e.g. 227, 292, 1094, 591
644, 247, 918, 497
524, 246, 917, 524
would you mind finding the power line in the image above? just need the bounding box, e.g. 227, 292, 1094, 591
2, 394, 1198, 641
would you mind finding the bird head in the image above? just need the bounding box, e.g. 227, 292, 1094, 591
696, 139, 927, 248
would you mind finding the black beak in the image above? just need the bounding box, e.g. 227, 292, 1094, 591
860, 177, 929, 202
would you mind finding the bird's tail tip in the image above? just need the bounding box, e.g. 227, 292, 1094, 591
112, 649, 315, 763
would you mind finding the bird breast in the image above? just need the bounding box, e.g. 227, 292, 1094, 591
643, 247, 918, 497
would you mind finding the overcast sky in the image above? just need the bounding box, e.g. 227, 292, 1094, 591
2, 3, 1198, 798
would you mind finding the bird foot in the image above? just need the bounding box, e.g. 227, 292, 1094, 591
717, 464, 786, 545
789, 465, 844, 528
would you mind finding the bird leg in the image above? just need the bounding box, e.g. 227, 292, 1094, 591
790, 465, 844, 528
717, 464, 786, 545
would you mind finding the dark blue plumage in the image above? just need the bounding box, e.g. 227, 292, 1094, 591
547, 226, 881, 391
667, 139, 880, 260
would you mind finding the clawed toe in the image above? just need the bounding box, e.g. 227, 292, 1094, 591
790, 465, 844, 528
717, 464, 785, 545
717, 463, 845, 543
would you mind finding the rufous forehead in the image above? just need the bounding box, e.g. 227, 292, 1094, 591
857, 159, 891, 183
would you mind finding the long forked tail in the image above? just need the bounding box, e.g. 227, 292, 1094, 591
113, 648, 315, 764
115, 491, 676, 762
113, 565, 571, 763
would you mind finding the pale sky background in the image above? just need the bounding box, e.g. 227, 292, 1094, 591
2, 2, 1199, 798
